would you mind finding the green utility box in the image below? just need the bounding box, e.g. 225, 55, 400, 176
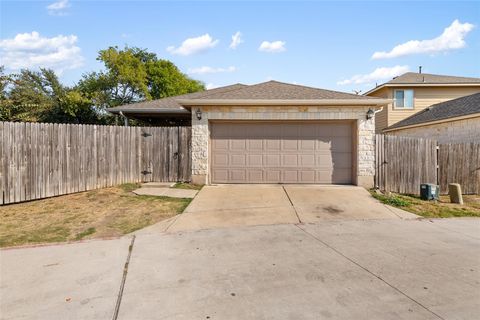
420, 183, 439, 200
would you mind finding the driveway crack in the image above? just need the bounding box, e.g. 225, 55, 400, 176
295, 225, 446, 320
112, 235, 136, 320
282, 186, 302, 224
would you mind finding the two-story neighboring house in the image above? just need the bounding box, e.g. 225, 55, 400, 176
364, 72, 480, 133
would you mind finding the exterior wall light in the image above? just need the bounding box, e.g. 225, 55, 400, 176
196, 108, 202, 120
366, 108, 375, 120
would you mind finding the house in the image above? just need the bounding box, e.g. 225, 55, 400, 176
365, 72, 480, 133
108, 81, 389, 187
383, 92, 480, 143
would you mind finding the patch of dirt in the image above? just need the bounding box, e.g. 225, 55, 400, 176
0, 185, 191, 247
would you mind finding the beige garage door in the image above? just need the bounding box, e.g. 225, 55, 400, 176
210, 121, 353, 184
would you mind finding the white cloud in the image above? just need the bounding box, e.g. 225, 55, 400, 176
229, 32, 243, 49
337, 65, 410, 85
47, 0, 70, 15
372, 20, 474, 59
0, 31, 84, 74
167, 34, 219, 56
206, 83, 218, 90
188, 66, 237, 75
259, 40, 286, 53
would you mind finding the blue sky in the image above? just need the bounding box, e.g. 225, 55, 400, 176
1, 1, 479, 94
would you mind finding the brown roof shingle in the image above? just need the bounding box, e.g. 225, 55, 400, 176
107, 84, 247, 112
385, 72, 480, 85
195, 80, 376, 100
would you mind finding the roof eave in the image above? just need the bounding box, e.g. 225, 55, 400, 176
383, 113, 480, 132
107, 108, 190, 114
178, 98, 390, 107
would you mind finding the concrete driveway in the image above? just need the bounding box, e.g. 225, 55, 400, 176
165, 185, 417, 232
2, 219, 479, 319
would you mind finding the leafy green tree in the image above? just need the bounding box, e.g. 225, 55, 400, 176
1, 68, 100, 123
1, 46, 204, 124
78, 46, 205, 111
146, 59, 204, 99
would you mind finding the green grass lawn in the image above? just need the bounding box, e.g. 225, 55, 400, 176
172, 182, 204, 190
371, 190, 480, 218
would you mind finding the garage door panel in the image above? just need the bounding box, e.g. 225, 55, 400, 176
282, 154, 298, 166
299, 170, 316, 183
213, 154, 229, 166
332, 153, 352, 168
266, 139, 281, 150
283, 170, 299, 183
231, 154, 246, 166
230, 169, 246, 182
265, 154, 281, 167
282, 124, 299, 137
330, 137, 352, 152
211, 122, 353, 184
212, 169, 229, 183
231, 140, 247, 150
282, 139, 298, 150
300, 140, 315, 150
213, 139, 229, 150
299, 124, 317, 136
330, 169, 352, 184
248, 139, 263, 150
317, 140, 332, 150
299, 154, 315, 167
265, 170, 281, 182
247, 154, 263, 167
248, 170, 263, 182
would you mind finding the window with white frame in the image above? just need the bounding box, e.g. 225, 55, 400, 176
394, 89, 414, 109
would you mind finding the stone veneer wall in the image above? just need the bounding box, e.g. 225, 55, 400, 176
387, 117, 480, 144
191, 106, 376, 186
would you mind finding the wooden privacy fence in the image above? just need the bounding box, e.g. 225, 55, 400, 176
375, 134, 480, 195
438, 142, 480, 195
0, 122, 191, 205
375, 135, 437, 195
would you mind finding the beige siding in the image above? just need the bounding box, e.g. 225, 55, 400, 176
368, 86, 480, 131
387, 116, 480, 143
371, 87, 389, 133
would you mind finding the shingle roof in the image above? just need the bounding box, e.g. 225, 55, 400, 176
195, 80, 376, 100
386, 93, 480, 130
107, 84, 247, 112
384, 72, 480, 85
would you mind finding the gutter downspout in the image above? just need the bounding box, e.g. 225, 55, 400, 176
119, 111, 128, 127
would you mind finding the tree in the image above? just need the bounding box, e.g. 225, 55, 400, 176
0, 46, 205, 124
1, 68, 100, 123
78, 46, 205, 111
146, 59, 204, 99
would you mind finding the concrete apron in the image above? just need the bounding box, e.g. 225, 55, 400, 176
165, 185, 418, 233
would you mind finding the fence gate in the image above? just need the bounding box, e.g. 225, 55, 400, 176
140, 126, 191, 183
375, 134, 437, 195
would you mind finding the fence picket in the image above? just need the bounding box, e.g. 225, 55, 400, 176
0, 122, 191, 205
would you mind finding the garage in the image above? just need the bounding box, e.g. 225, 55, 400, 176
210, 121, 354, 184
